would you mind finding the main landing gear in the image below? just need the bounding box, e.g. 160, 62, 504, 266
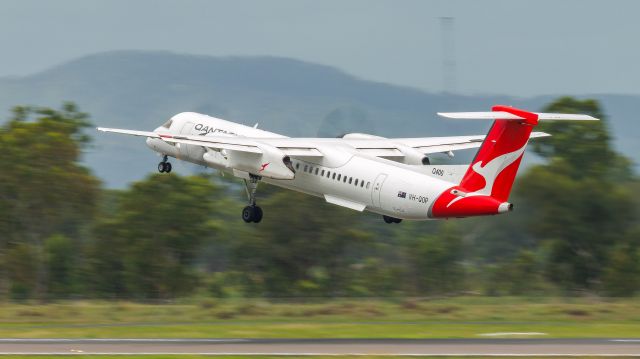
158, 155, 172, 173
383, 215, 402, 224
242, 174, 263, 223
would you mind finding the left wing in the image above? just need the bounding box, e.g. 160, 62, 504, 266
392, 131, 551, 154
97, 127, 550, 165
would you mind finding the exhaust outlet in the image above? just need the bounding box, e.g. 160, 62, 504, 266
498, 202, 513, 213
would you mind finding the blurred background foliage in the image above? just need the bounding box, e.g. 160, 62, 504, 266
0, 97, 638, 301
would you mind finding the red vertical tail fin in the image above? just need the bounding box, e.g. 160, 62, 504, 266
429, 106, 597, 218
430, 106, 539, 218
458, 105, 538, 202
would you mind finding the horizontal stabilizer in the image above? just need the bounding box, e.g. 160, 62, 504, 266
438, 112, 599, 121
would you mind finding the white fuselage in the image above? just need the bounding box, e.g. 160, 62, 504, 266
146, 113, 455, 220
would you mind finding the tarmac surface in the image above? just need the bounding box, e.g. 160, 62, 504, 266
2, 338, 640, 355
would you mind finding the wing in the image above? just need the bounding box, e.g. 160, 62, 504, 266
98, 127, 263, 154
392, 132, 550, 154
98, 127, 549, 161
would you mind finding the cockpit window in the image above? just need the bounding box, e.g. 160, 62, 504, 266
161, 119, 173, 129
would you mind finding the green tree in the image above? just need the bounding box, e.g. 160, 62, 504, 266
0, 102, 99, 298
531, 97, 629, 180
43, 234, 77, 298
4, 243, 39, 300
517, 97, 636, 292
407, 224, 465, 295
88, 174, 220, 299
602, 230, 640, 296
230, 189, 371, 297
0, 103, 99, 244
483, 250, 544, 296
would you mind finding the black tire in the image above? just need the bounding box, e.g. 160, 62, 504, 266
253, 206, 263, 223
242, 206, 255, 223
383, 215, 394, 224
158, 162, 166, 173
164, 162, 172, 173
394, 218, 403, 224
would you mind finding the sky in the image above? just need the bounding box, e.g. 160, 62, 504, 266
1, 0, 639, 97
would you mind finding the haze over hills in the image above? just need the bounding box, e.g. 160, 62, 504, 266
0, 51, 637, 188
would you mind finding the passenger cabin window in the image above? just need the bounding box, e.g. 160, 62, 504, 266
366, 182, 371, 189
321, 169, 325, 176
315, 168, 319, 175
332, 173, 336, 180
354, 179, 358, 186
360, 181, 364, 187
296, 163, 300, 170
304, 165, 308, 172
348, 177, 352, 184
343, 176, 347, 183
337, 174, 341, 181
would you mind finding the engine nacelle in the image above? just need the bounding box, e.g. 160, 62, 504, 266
226, 144, 295, 180
396, 144, 429, 165
341, 133, 428, 165
202, 149, 229, 168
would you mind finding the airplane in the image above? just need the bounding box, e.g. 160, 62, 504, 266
98, 105, 597, 223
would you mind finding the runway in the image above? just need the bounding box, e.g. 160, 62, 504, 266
2, 338, 640, 355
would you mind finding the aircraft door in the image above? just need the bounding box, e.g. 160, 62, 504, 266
178, 122, 195, 159
371, 173, 387, 208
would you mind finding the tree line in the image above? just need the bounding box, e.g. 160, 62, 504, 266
0, 98, 638, 300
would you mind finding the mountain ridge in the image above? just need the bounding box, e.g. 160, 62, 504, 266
0, 51, 636, 187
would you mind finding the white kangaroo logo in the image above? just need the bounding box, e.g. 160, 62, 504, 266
447, 143, 528, 207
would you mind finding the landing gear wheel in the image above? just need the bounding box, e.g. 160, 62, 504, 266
242, 206, 255, 223
242, 205, 263, 223
158, 155, 171, 173
253, 206, 263, 223
383, 215, 402, 224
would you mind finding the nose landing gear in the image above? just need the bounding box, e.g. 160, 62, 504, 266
242, 174, 263, 223
158, 155, 172, 173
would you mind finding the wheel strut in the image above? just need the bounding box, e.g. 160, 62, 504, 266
242, 174, 263, 223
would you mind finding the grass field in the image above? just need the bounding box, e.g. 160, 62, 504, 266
0, 357, 622, 359
0, 357, 616, 359
0, 297, 638, 338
